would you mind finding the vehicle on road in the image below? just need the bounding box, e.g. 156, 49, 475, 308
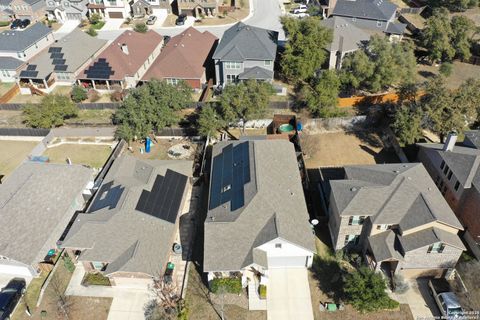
0, 278, 26, 320
146, 15, 157, 25
175, 14, 187, 26
293, 4, 307, 14
10, 19, 22, 29
20, 19, 30, 29
428, 278, 464, 319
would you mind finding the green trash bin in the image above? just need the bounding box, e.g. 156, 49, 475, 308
327, 303, 337, 312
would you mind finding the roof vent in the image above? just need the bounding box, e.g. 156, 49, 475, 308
393, 170, 400, 173
407, 176, 412, 180
350, 187, 357, 192
121, 43, 129, 55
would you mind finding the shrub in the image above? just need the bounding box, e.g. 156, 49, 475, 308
110, 89, 124, 102
23, 94, 78, 128
258, 284, 267, 299
86, 27, 97, 37
210, 277, 242, 294
83, 272, 111, 286
89, 13, 101, 24
88, 89, 101, 102
63, 255, 75, 273
439, 62, 453, 77
71, 85, 88, 102
0, 21, 10, 27
344, 267, 400, 313
134, 22, 148, 33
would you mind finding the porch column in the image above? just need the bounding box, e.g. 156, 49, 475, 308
43, 79, 49, 89
106, 80, 110, 90
92, 80, 96, 90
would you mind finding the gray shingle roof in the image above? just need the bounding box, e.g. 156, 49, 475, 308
368, 230, 404, 261
212, 22, 278, 61
19, 29, 107, 79
320, 16, 371, 53
237, 66, 273, 80
330, 163, 463, 230
464, 130, 480, 149
332, 0, 397, 21
61, 155, 192, 277
0, 22, 51, 52
204, 140, 315, 272
385, 22, 407, 34
399, 227, 466, 252
417, 143, 480, 189
0, 56, 24, 70
0, 162, 93, 267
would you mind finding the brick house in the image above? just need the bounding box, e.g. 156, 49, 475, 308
327, 163, 465, 278
418, 132, 480, 259
10, 0, 45, 20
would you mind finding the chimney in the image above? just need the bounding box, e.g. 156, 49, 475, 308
443, 132, 458, 152
121, 43, 129, 55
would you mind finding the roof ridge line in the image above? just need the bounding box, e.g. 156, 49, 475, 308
465, 155, 480, 188
373, 175, 406, 220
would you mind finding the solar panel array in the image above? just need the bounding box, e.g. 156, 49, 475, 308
19, 64, 38, 78
209, 142, 251, 211
84, 57, 115, 80
48, 47, 61, 53
47, 46, 69, 72
89, 181, 125, 212
50, 52, 64, 59
52, 59, 66, 65
54, 65, 68, 71
135, 170, 188, 223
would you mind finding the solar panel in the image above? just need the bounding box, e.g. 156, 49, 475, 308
52, 59, 66, 65
89, 181, 124, 212
84, 58, 114, 80
26, 64, 37, 71
135, 170, 188, 223
19, 70, 38, 78
48, 47, 61, 53
50, 52, 64, 59
54, 65, 68, 71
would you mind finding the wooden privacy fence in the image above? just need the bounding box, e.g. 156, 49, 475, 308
337, 91, 425, 108
0, 85, 19, 103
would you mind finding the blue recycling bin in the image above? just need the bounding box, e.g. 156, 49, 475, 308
145, 137, 151, 153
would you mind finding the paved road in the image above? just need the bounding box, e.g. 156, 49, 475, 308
97, 0, 285, 41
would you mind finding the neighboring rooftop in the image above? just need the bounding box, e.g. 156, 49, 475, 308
330, 163, 464, 231
464, 130, 480, 149
204, 140, 315, 272
19, 29, 107, 79
143, 27, 217, 81
320, 16, 371, 52
0, 162, 93, 266
0, 22, 51, 52
332, 0, 398, 21
80, 30, 163, 81
0, 56, 24, 70
62, 155, 192, 277
212, 22, 278, 61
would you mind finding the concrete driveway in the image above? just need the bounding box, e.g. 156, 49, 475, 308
390, 278, 439, 319
267, 268, 314, 320
102, 19, 125, 31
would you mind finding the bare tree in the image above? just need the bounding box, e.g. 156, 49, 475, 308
145, 277, 180, 320
48, 272, 73, 319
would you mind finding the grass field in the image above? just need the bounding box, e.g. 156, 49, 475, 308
43, 144, 112, 169
417, 61, 480, 89
0, 140, 38, 178
129, 139, 197, 161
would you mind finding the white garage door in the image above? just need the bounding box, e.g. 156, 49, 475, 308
268, 256, 308, 268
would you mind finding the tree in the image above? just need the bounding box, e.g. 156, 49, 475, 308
392, 103, 424, 145
86, 27, 97, 37
197, 104, 224, 137
48, 271, 74, 319
344, 267, 399, 313
439, 62, 453, 77
451, 15, 475, 60
453, 78, 480, 124
219, 80, 274, 131
134, 22, 148, 33
114, 80, 192, 142
341, 36, 416, 92
23, 94, 78, 128
300, 70, 343, 117
89, 13, 101, 24
422, 8, 455, 63
280, 16, 332, 84
71, 85, 88, 102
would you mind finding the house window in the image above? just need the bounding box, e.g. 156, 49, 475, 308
440, 160, 445, 169
344, 235, 359, 246
275, 243, 282, 248
226, 74, 237, 84
454, 181, 460, 191
166, 78, 179, 86
1, 70, 9, 77
264, 60, 272, 67
224, 61, 242, 69
57, 72, 70, 80
92, 261, 105, 270
348, 215, 365, 226
376, 21, 382, 27
352, 17, 356, 21
376, 224, 391, 231
427, 242, 445, 253
447, 171, 453, 180
443, 165, 449, 175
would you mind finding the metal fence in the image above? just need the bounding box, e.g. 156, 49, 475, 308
0, 127, 50, 136
156, 127, 198, 137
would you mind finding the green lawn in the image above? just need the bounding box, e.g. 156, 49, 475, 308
43, 144, 113, 169
92, 21, 105, 30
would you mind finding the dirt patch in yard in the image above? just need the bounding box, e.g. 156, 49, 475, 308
417, 61, 480, 89
303, 130, 398, 169
0, 140, 38, 178
129, 139, 198, 161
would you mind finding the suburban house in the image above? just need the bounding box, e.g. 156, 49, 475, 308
142, 27, 218, 90
61, 155, 192, 284
327, 163, 465, 278
18, 28, 107, 94
331, 0, 406, 40
77, 30, 163, 91
0, 22, 53, 61
0, 162, 94, 280
46, 0, 88, 22
320, 16, 370, 70
204, 140, 315, 311
131, 0, 172, 19
0, 56, 25, 82
0, 0, 13, 21
212, 22, 278, 86
10, 0, 45, 20
417, 132, 480, 260
86, 0, 130, 20
175, 0, 219, 17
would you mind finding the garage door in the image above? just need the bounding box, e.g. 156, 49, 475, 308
108, 12, 124, 18
268, 256, 308, 268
